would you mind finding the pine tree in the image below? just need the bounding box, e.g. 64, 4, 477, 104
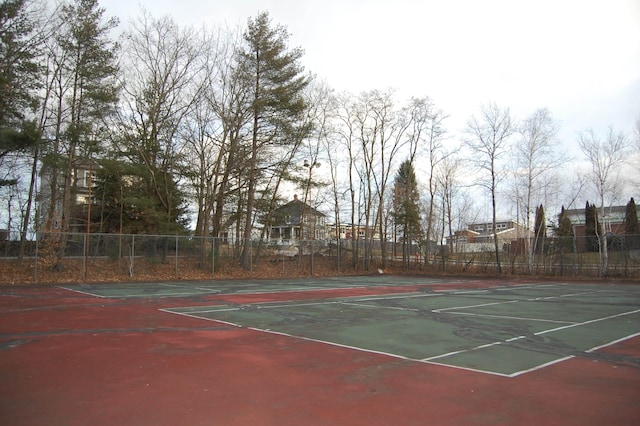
43, 0, 120, 234
556, 206, 573, 236
555, 206, 574, 253
584, 201, 601, 252
533, 204, 546, 254
624, 197, 639, 250
392, 160, 422, 265
0, 0, 41, 161
237, 12, 310, 269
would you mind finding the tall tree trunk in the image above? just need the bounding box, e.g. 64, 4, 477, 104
240, 112, 259, 269
492, 182, 502, 274
18, 144, 39, 261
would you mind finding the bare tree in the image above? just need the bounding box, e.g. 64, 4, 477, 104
464, 103, 514, 274
182, 24, 246, 239
334, 91, 361, 269
512, 108, 561, 271
118, 11, 207, 233
578, 126, 629, 275
351, 89, 410, 269
435, 153, 461, 253
401, 97, 449, 264
421, 108, 449, 264
295, 79, 335, 242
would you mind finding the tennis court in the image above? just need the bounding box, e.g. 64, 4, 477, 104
160, 282, 640, 377
2, 276, 640, 425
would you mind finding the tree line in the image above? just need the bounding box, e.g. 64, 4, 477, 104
1, 0, 638, 273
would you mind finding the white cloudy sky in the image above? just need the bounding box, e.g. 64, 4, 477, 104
101, 0, 640, 149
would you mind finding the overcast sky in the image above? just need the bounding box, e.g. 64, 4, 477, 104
101, 0, 639, 148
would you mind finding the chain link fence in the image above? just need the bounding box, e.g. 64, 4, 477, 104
0, 232, 639, 284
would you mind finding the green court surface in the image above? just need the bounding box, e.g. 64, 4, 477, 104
59, 276, 449, 298
160, 282, 640, 377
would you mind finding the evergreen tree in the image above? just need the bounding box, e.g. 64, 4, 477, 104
92, 158, 190, 235
625, 197, 639, 234
556, 206, 573, 237
533, 204, 546, 254
56, 0, 119, 150
0, 0, 41, 162
624, 197, 639, 250
584, 201, 601, 252
555, 205, 574, 253
392, 160, 422, 264
42, 0, 120, 233
237, 12, 310, 269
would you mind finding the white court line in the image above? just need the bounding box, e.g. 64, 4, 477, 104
233, 286, 331, 294
57, 286, 108, 298
159, 308, 243, 327
534, 307, 640, 336
340, 301, 419, 312
193, 287, 221, 292
433, 289, 605, 314
246, 326, 514, 377
444, 311, 577, 325
421, 307, 640, 367
127, 289, 221, 297
587, 331, 640, 353
244, 300, 339, 310
434, 300, 520, 312
508, 331, 640, 377
172, 306, 240, 314
352, 293, 441, 302
171, 300, 341, 315
109, 290, 221, 298
169, 291, 445, 314
158, 282, 222, 293
422, 334, 529, 362
420, 360, 512, 377
508, 355, 576, 377
58, 284, 222, 298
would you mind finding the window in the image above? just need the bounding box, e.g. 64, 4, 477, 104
78, 170, 95, 188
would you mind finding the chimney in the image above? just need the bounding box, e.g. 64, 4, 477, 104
294, 194, 298, 200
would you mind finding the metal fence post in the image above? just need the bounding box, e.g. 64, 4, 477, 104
130, 234, 135, 277
34, 232, 38, 283
82, 233, 87, 282
175, 235, 179, 277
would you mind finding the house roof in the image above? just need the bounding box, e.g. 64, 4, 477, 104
277, 198, 324, 217
565, 205, 627, 216
564, 204, 634, 224
270, 197, 325, 226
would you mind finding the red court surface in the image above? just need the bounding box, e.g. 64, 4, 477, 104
1, 279, 639, 425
